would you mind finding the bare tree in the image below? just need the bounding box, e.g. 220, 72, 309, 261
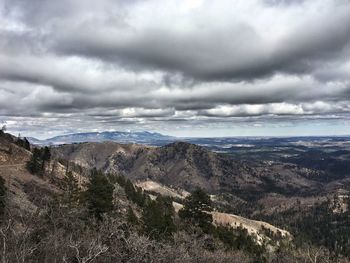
66, 235, 108, 263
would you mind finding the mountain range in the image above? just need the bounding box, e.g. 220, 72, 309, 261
28, 131, 174, 145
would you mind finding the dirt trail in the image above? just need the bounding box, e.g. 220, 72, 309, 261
0, 164, 25, 168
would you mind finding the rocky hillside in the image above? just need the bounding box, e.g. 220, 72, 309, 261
0, 134, 60, 214
51, 141, 149, 170
52, 141, 323, 198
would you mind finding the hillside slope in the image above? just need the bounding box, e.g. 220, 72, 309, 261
52, 141, 321, 197
0, 135, 61, 214
137, 179, 291, 243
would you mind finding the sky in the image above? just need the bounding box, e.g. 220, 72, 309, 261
1, 0, 350, 139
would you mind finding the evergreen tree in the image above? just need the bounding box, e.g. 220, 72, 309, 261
26, 147, 51, 175
142, 196, 176, 240
179, 188, 213, 233
134, 186, 146, 207
61, 171, 81, 208
23, 138, 30, 150
15, 136, 31, 150
107, 173, 126, 187
213, 225, 264, 257
41, 146, 51, 170
127, 205, 139, 226
116, 175, 126, 187
158, 196, 176, 236
0, 176, 6, 218
42, 146, 51, 162
84, 169, 114, 220
27, 148, 44, 174
124, 179, 136, 200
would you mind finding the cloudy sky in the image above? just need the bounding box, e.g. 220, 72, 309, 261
1, 0, 350, 138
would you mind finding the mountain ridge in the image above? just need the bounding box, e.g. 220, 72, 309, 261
28, 131, 174, 145
51, 140, 323, 198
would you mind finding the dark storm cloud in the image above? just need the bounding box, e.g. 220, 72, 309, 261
4, 0, 350, 81
56, 23, 349, 81
47, 2, 350, 81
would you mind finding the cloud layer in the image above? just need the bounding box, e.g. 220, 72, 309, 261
1, 0, 350, 137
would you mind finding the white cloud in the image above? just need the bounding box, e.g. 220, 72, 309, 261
1, 0, 350, 136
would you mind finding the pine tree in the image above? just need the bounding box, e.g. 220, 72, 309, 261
15, 136, 31, 150
42, 146, 51, 162
27, 148, 44, 174
142, 196, 176, 240
127, 205, 139, 226
26, 146, 51, 175
134, 186, 146, 207
179, 188, 213, 233
62, 171, 81, 208
23, 138, 30, 150
0, 176, 6, 218
116, 175, 126, 187
158, 196, 176, 236
84, 169, 114, 220
124, 179, 136, 200
41, 146, 51, 170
